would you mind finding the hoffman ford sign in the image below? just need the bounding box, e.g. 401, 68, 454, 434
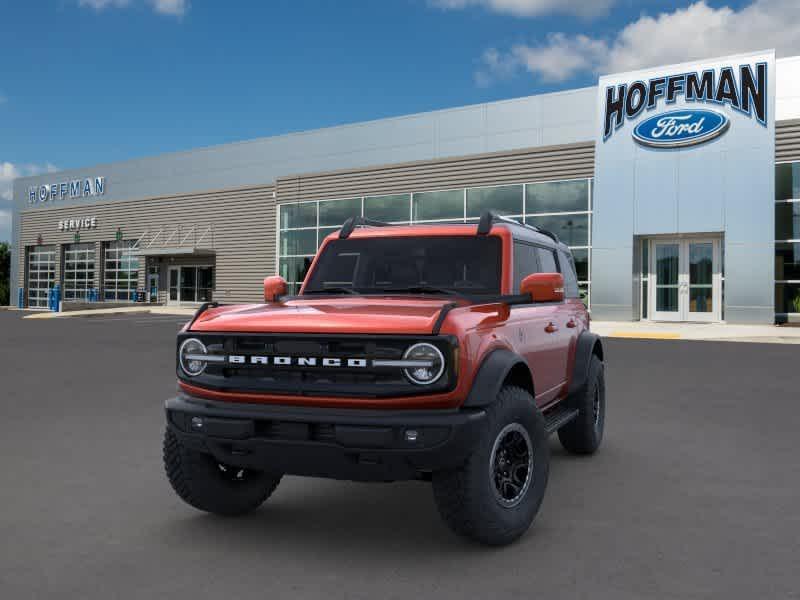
632, 109, 730, 149
28, 176, 105, 205
602, 62, 767, 148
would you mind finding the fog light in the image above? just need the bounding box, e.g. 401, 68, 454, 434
190, 416, 204, 430
405, 429, 419, 443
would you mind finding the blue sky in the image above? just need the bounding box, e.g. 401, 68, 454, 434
1, 0, 798, 241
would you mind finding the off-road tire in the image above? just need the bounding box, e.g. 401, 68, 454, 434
431, 386, 549, 546
163, 427, 282, 516
558, 354, 605, 455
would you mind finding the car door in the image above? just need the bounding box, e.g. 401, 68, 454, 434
534, 246, 572, 399
512, 241, 562, 404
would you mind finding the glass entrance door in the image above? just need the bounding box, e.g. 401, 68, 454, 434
168, 267, 179, 305
649, 238, 722, 322
167, 265, 213, 306
687, 242, 715, 321
652, 242, 681, 321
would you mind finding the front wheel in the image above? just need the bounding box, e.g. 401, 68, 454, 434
163, 428, 282, 516
432, 386, 549, 546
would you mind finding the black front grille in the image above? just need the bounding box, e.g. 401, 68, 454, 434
178, 333, 456, 398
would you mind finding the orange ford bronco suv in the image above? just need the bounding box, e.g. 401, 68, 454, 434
164, 211, 605, 545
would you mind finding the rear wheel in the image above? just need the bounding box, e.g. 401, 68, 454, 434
432, 386, 549, 546
163, 428, 282, 516
558, 354, 605, 454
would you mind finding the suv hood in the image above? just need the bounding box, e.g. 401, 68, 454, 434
189, 297, 461, 335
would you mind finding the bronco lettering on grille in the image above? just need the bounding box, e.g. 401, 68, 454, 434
227, 355, 368, 368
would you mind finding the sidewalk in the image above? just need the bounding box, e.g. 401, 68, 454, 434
22, 306, 197, 319
592, 320, 800, 344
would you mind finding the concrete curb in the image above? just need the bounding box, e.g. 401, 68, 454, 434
23, 307, 196, 319
593, 321, 800, 344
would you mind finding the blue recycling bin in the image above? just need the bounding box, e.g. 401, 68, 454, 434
48, 285, 61, 312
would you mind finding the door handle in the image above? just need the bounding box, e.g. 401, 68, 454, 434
545, 322, 559, 333
566, 318, 577, 328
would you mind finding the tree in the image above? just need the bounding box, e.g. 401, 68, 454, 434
0, 242, 9, 306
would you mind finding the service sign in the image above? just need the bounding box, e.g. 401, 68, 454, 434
600, 55, 770, 150
58, 216, 97, 232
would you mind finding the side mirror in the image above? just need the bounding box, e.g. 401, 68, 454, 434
264, 276, 287, 303
520, 272, 564, 303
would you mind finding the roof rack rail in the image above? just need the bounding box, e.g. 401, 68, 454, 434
339, 216, 393, 239
476, 210, 560, 243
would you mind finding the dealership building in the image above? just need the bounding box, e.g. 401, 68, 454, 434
8, 49, 800, 324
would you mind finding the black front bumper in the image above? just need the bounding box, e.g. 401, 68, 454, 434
165, 394, 486, 482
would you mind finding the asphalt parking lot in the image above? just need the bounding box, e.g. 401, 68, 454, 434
1, 311, 798, 600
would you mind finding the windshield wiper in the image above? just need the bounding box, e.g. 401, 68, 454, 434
304, 286, 359, 295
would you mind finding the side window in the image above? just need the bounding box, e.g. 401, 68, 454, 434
536, 247, 558, 274
559, 249, 580, 299
513, 241, 539, 292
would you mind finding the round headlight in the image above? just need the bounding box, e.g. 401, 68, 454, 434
403, 343, 445, 385
179, 338, 208, 377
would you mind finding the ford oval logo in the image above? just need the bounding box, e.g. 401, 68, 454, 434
632, 109, 730, 149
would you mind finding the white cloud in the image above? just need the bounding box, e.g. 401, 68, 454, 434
430, 0, 614, 18
78, 0, 131, 9
0, 162, 58, 243
149, 0, 189, 17
476, 0, 800, 84
77, 0, 188, 17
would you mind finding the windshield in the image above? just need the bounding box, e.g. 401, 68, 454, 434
303, 236, 502, 296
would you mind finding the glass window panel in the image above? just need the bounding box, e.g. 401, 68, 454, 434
689, 288, 713, 313
280, 229, 317, 256
571, 248, 589, 281
525, 214, 589, 247
775, 243, 800, 281
641, 242, 648, 278
364, 194, 410, 222
466, 185, 523, 218
775, 202, 800, 240
318, 198, 361, 227
280, 202, 317, 229
279, 257, 313, 283
558, 250, 580, 298
536, 247, 558, 273
579, 283, 590, 308
513, 242, 539, 292
776, 163, 800, 201
526, 180, 589, 214
642, 281, 649, 318
412, 189, 464, 221
318, 227, 341, 248
657, 287, 679, 312
689, 243, 713, 285
656, 244, 679, 285
776, 282, 800, 313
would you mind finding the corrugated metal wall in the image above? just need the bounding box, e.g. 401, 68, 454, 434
18, 185, 275, 305
17, 141, 596, 306
776, 119, 800, 162
275, 142, 595, 202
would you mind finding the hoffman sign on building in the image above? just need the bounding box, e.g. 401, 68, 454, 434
28, 176, 105, 204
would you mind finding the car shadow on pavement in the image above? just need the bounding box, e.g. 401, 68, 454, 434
153, 440, 586, 559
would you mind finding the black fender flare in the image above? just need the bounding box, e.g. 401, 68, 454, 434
462, 348, 532, 408
567, 331, 604, 399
